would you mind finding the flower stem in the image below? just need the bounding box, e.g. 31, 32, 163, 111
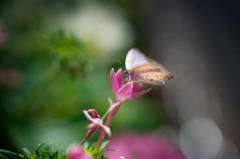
80, 128, 97, 146
105, 103, 121, 127
96, 135, 104, 149
96, 100, 122, 149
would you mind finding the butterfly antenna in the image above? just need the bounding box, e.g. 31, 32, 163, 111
112, 55, 126, 69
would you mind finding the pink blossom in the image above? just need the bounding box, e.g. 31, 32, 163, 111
81, 109, 111, 146
81, 100, 119, 146
90, 69, 152, 148
83, 109, 111, 137
110, 68, 151, 103
104, 68, 151, 127
67, 144, 92, 159
95, 69, 152, 148
104, 133, 186, 159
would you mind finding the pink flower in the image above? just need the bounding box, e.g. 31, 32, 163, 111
83, 109, 111, 137
103, 68, 151, 130
81, 109, 111, 146
81, 100, 119, 146
67, 144, 92, 159
104, 133, 186, 159
85, 69, 152, 148
99, 68, 152, 139
110, 68, 151, 103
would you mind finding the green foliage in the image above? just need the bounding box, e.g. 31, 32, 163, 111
22, 142, 67, 159
0, 142, 113, 159
0, 149, 24, 159
49, 31, 95, 77
85, 143, 114, 159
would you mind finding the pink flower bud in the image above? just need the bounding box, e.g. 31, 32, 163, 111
67, 144, 92, 159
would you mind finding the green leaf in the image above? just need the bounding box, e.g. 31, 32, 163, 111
101, 149, 115, 152
89, 145, 95, 152
100, 141, 109, 149
44, 141, 54, 151
0, 149, 22, 159
0, 153, 8, 159
22, 148, 31, 155
86, 145, 90, 151
35, 143, 46, 156
22, 142, 67, 159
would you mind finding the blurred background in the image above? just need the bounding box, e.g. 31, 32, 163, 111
0, 0, 240, 159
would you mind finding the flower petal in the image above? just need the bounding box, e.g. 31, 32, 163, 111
88, 109, 100, 118
131, 83, 142, 94
110, 68, 119, 94
67, 144, 93, 159
116, 68, 124, 88
87, 122, 99, 130
83, 110, 94, 122
67, 144, 85, 159
101, 125, 111, 137
128, 88, 151, 99
118, 82, 134, 98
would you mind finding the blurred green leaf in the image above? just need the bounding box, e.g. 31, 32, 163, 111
100, 140, 109, 149
0, 149, 23, 159
22, 148, 31, 156
49, 31, 95, 77
23, 142, 67, 159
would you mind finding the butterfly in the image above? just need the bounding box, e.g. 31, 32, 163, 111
124, 48, 173, 85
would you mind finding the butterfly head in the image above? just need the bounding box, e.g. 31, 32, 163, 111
123, 69, 129, 76
123, 69, 130, 82
124, 69, 137, 83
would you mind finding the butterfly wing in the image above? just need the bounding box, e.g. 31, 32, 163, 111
125, 48, 153, 70
130, 62, 173, 85
125, 49, 173, 85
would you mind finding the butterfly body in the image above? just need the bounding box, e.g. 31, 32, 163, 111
125, 49, 173, 85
